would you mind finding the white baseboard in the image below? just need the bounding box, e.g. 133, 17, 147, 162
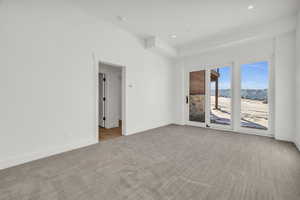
172, 122, 185, 126
125, 122, 173, 136
295, 141, 300, 151
0, 122, 173, 170
0, 139, 98, 170
274, 136, 294, 143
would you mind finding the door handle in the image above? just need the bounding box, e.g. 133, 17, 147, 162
186, 96, 189, 104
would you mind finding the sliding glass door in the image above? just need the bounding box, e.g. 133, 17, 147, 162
239, 61, 270, 132
188, 69, 206, 126
186, 59, 272, 135
208, 66, 232, 129
187, 65, 233, 130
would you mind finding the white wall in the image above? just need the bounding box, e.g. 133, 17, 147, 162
274, 32, 296, 141
99, 64, 122, 129
172, 60, 185, 125
0, 0, 173, 169
174, 33, 296, 141
296, 12, 300, 149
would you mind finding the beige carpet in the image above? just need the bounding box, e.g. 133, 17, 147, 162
0, 125, 300, 200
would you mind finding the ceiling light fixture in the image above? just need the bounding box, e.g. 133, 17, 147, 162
248, 4, 254, 10
170, 34, 177, 39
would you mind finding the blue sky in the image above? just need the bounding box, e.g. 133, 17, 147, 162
241, 61, 268, 90
215, 67, 231, 89
214, 61, 268, 90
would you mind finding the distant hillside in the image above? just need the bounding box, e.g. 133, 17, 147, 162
212, 89, 268, 101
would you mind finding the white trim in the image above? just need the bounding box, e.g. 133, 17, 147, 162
208, 123, 233, 132
184, 57, 274, 137
186, 67, 207, 127
98, 73, 106, 128
0, 139, 98, 170
236, 57, 274, 136
232, 61, 241, 131
121, 66, 126, 136
184, 124, 273, 138
295, 141, 300, 151
212, 126, 273, 138
127, 123, 173, 136
186, 63, 235, 132
98, 61, 126, 137
186, 121, 206, 128
206, 64, 234, 131
274, 135, 294, 143
205, 67, 210, 127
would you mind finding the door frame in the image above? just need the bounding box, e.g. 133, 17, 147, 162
186, 66, 207, 128
96, 61, 126, 140
185, 56, 274, 137
98, 73, 106, 128
185, 63, 233, 131
206, 64, 234, 131
234, 57, 274, 137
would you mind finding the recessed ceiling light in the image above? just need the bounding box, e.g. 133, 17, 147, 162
170, 34, 177, 39
248, 5, 254, 10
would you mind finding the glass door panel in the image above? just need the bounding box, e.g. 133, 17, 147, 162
209, 66, 232, 126
240, 61, 269, 130
189, 70, 206, 123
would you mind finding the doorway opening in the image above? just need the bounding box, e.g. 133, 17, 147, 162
98, 62, 124, 141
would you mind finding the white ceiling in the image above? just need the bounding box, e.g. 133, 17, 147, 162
74, 0, 300, 47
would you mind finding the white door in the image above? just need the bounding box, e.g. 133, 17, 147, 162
186, 65, 233, 131
186, 67, 207, 127
237, 60, 273, 136
99, 73, 105, 127
207, 65, 233, 131
186, 60, 272, 136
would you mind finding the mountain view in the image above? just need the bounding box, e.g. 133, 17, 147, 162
212, 89, 268, 101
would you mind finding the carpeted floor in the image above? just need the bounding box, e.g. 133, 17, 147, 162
1, 125, 300, 200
